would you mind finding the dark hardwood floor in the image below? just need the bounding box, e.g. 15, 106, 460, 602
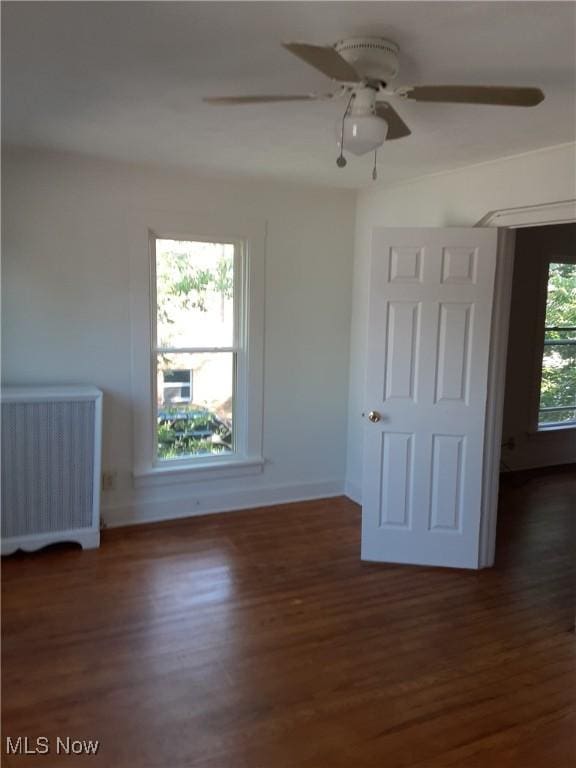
2, 468, 575, 767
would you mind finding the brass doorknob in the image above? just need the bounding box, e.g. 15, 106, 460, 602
368, 410, 381, 423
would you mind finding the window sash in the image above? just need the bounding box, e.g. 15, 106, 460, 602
153, 349, 238, 461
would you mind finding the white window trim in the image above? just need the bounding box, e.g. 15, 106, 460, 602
129, 210, 265, 487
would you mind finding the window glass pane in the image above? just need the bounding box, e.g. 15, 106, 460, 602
540, 343, 576, 408
156, 239, 234, 349
538, 262, 576, 428
156, 352, 233, 460
544, 263, 576, 328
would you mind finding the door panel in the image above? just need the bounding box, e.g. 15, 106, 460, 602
435, 302, 472, 403
362, 228, 498, 569
429, 433, 465, 532
384, 302, 420, 401
379, 432, 414, 529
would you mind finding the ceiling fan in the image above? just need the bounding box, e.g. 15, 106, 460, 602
204, 37, 545, 177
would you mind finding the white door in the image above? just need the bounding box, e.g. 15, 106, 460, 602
362, 227, 498, 569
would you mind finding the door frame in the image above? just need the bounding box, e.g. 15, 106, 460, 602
477, 198, 576, 567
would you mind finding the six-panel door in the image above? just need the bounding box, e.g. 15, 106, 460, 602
361, 228, 498, 568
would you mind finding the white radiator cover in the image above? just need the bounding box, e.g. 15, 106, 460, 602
1, 386, 103, 554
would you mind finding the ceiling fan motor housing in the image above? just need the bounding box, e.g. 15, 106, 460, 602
335, 37, 400, 83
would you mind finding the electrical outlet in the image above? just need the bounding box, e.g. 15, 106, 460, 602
101, 470, 117, 492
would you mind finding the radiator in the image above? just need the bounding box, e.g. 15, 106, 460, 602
1, 386, 103, 554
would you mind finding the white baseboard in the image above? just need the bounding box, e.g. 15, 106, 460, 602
101, 479, 344, 528
344, 480, 362, 505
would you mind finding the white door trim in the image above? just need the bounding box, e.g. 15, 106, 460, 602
477, 199, 576, 229
478, 200, 576, 568
478, 229, 516, 567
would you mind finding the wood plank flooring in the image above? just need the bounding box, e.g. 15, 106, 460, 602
2, 467, 575, 767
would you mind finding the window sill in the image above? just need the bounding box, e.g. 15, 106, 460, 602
133, 456, 265, 489
531, 424, 576, 437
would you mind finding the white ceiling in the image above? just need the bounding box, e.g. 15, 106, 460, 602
2, 1, 575, 189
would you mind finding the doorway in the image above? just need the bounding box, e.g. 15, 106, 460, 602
500, 224, 576, 473
493, 224, 576, 564
481, 207, 576, 568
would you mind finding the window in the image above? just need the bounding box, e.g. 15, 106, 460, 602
537, 262, 576, 428
153, 237, 236, 461
129, 211, 264, 485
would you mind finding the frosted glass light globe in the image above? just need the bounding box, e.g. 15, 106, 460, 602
341, 114, 388, 156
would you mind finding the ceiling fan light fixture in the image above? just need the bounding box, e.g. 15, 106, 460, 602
341, 113, 388, 156
205, 36, 545, 172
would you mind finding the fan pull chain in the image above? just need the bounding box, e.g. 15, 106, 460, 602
336, 93, 355, 168
372, 149, 378, 181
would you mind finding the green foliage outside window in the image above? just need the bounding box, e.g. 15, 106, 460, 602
157, 248, 232, 339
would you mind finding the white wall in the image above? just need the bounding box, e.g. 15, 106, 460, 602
2, 146, 356, 526
346, 143, 576, 501
501, 224, 576, 470
5, 141, 575, 524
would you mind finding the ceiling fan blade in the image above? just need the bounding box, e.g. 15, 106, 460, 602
375, 101, 412, 140
203, 94, 325, 105
403, 85, 545, 107
282, 42, 361, 83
